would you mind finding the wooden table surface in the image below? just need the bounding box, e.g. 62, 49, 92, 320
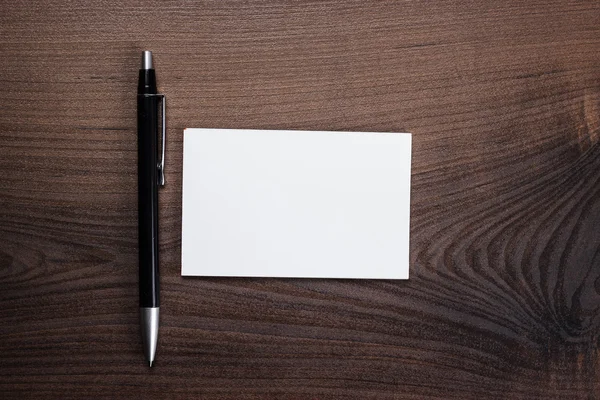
1, 1, 599, 399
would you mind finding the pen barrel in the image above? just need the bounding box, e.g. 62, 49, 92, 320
138, 69, 157, 94
137, 92, 160, 308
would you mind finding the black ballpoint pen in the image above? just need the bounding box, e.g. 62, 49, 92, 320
137, 50, 165, 367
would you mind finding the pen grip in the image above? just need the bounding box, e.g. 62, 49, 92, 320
137, 94, 160, 308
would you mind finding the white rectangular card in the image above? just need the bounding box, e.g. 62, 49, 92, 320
182, 129, 412, 279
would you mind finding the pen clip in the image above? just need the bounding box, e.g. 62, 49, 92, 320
156, 94, 166, 187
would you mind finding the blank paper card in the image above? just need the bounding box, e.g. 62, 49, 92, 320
182, 129, 412, 279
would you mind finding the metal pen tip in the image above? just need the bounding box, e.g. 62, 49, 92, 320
141, 51, 153, 70
149, 360, 153, 367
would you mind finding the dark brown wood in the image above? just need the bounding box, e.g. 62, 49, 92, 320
1, 1, 599, 398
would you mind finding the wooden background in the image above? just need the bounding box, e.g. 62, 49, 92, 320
1, 1, 599, 398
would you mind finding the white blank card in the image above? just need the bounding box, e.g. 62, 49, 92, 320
182, 129, 412, 279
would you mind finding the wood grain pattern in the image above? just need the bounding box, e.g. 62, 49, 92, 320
1, 1, 599, 398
